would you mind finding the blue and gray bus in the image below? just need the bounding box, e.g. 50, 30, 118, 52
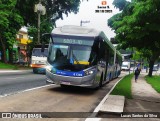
44, 25, 122, 88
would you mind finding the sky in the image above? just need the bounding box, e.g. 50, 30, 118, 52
56, 0, 120, 40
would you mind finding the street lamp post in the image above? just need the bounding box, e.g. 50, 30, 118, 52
34, 1, 46, 44
38, 10, 41, 44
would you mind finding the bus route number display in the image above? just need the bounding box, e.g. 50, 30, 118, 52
53, 37, 93, 46
63, 39, 82, 45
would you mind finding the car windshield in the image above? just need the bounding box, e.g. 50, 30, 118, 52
154, 65, 157, 67
48, 44, 94, 65
32, 48, 48, 57
122, 65, 128, 67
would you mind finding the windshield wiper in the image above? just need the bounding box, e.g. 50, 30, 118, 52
72, 52, 80, 65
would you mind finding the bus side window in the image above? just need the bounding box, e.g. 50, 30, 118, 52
98, 41, 105, 61
89, 38, 99, 65
105, 48, 109, 67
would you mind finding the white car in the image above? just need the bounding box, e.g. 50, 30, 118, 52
121, 62, 130, 71
121, 65, 129, 71
153, 64, 159, 71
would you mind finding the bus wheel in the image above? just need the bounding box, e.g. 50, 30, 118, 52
60, 84, 68, 88
109, 73, 112, 81
99, 74, 103, 87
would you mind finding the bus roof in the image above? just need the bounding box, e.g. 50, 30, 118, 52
51, 25, 122, 57
100, 32, 122, 57
51, 25, 101, 37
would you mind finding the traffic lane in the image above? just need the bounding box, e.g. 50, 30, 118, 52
0, 72, 47, 96
0, 72, 45, 86
0, 77, 122, 113
0, 70, 34, 77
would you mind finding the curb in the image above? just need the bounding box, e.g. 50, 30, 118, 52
85, 76, 125, 120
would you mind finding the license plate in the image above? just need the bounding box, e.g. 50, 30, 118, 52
61, 81, 70, 85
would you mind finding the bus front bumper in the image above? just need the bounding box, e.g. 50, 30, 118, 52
46, 70, 97, 88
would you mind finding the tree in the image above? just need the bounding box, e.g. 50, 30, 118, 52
0, 0, 23, 63
108, 0, 160, 76
15, 0, 81, 49
16, 0, 81, 26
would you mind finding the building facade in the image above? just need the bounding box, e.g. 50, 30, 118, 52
15, 27, 32, 63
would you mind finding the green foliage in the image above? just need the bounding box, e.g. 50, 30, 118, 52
145, 76, 160, 93
109, 0, 160, 50
111, 74, 133, 99
113, 0, 127, 11
15, 0, 81, 45
16, 0, 80, 26
0, 0, 23, 62
0, 0, 81, 62
0, 62, 16, 69
109, 0, 160, 76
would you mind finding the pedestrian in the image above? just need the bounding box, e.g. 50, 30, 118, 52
134, 67, 141, 83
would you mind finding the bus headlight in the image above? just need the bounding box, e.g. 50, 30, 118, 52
32, 60, 36, 64
46, 65, 52, 72
84, 68, 96, 76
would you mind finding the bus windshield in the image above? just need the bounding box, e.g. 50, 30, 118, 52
72, 46, 91, 63
48, 44, 93, 66
32, 48, 48, 57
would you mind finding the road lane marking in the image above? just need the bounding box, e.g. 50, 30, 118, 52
0, 84, 55, 98
6, 77, 25, 80
0, 70, 31, 73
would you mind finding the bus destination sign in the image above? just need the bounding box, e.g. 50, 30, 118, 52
53, 37, 93, 46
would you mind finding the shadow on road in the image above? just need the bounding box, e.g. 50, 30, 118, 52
47, 85, 98, 96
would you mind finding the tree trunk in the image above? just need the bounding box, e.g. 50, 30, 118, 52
148, 59, 155, 77
0, 35, 7, 63
8, 48, 13, 64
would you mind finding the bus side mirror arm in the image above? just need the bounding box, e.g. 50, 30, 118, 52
41, 33, 53, 52
42, 33, 54, 43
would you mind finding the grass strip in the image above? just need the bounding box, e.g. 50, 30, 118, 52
145, 75, 160, 93
0, 62, 17, 69
111, 74, 133, 99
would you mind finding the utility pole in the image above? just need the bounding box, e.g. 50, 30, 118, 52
34, 0, 46, 44
38, 7, 41, 44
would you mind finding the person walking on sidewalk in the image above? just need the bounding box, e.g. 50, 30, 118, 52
134, 67, 141, 83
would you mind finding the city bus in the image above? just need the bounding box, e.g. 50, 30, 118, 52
44, 25, 122, 88
30, 44, 48, 74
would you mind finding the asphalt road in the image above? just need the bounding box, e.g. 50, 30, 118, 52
0, 70, 126, 121
0, 76, 122, 120
0, 70, 47, 96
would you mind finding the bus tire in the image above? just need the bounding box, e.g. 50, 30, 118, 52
99, 74, 103, 87
60, 84, 69, 88
109, 73, 112, 81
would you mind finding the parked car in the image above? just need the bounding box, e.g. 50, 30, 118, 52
15, 59, 26, 65
121, 61, 130, 71
153, 64, 159, 71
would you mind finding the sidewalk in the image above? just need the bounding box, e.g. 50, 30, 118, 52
123, 74, 160, 120
99, 73, 160, 121
131, 73, 160, 103
124, 73, 160, 111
